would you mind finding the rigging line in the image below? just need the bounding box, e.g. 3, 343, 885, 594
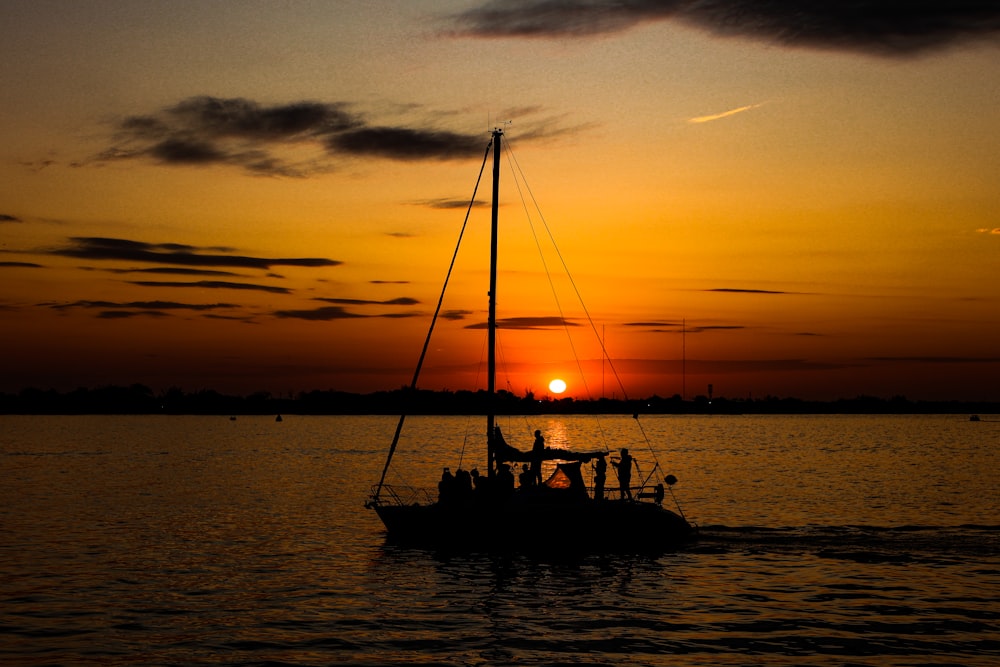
630, 413, 664, 478
504, 137, 612, 451
506, 137, 663, 466
495, 329, 532, 440
505, 136, 632, 406
494, 329, 523, 435
458, 329, 491, 471
373, 136, 494, 501
503, 144, 591, 399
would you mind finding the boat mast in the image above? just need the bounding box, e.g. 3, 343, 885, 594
487, 128, 502, 478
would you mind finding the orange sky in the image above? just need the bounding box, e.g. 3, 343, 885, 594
2, 2, 999, 401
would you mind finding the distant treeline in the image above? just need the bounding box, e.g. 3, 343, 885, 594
1, 384, 997, 415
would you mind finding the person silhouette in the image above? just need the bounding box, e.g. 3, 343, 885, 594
594, 455, 607, 501
438, 467, 456, 503
531, 429, 545, 485
519, 463, 534, 488
611, 448, 633, 500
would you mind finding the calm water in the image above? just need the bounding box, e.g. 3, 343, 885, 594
1, 414, 997, 666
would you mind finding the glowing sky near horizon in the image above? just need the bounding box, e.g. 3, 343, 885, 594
2, 1, 999, 401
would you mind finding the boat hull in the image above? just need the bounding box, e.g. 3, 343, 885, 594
372, 496, 695, 553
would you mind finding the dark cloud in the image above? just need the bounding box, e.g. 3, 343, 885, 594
696, 324, 746, 331
92, 96, 495, 176
51, 237, 340, 270
413, 198, 488, 210
626, 320, 745, 333
443, 309, 474, 320
204, 313, 258, 323
87, 96, 578, 176
272, 305, 419, 321
97, 310, 170, 320
625, 320, 680, 327
0, 261, 42, 268
51, 300, 237, 312
128, 280, 292, 294
274, 306, 365, 321
165, 96, 359, 139
315, 296, 420, 307
708, 287, 788, 294
104, 267, 243, 277
0, 214, 23, 223
147, 138, 226, 164
467, 316, 581, 329
448, 1, 1000, 56
326, 126, 487, 161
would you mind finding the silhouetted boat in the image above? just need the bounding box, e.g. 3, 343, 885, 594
366, 129, 694, 552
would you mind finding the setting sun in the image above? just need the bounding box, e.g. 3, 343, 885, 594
548, 378, 567, 394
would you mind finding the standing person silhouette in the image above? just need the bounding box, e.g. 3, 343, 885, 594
531, 429, 545, 486
612, 448, 633, 500
594, 455, 607, 501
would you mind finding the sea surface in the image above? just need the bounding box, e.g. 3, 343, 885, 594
1, 413, 997, 666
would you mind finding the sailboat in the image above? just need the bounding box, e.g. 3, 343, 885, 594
366, 129, 695, 552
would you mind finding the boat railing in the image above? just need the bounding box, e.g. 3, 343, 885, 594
587, 482, 664, 504
370, 483, 434, 507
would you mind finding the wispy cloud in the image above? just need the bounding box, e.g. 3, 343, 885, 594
688, 103, 764, 124
128, 280, 291, 294
448, 1, 1000, 56
96, 310, 171, 320
52, 300, 238, 312
707, 287, 789, 295
270, 295, 422, 321
49, 237, 340, 270
413, 198, 487, 210
0, 214, 23, 223
101, 267, 244, 277
83, 97, 576, 177
50, 299, 241, 320
0, 261, 43, 268
625, 320, 745, 333
272, 305, 419, 321
467, 316, 581, 330
315, 297, 420, 307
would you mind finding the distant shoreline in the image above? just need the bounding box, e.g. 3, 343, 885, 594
2, 385, 997, 416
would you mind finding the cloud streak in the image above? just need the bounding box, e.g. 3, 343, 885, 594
625, 320, 746, 333
272, 305, 419, 321
50, 237, 340, 270
316, 297, 420, 307
86, 97, 574, 176
708, 287, 789, 294
52, 300, 238, 312
50, 299, 241, 321
0, 261, 42, 268
467, 316, 581, 330
413, 198, 488, 210
689, 103, 764, 124
128, 280, 291, 294
448, 1, 1000, 56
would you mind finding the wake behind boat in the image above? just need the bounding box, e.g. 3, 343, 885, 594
366, 129, 695, 552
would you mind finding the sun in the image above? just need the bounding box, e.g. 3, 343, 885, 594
548, 378, 567, 394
